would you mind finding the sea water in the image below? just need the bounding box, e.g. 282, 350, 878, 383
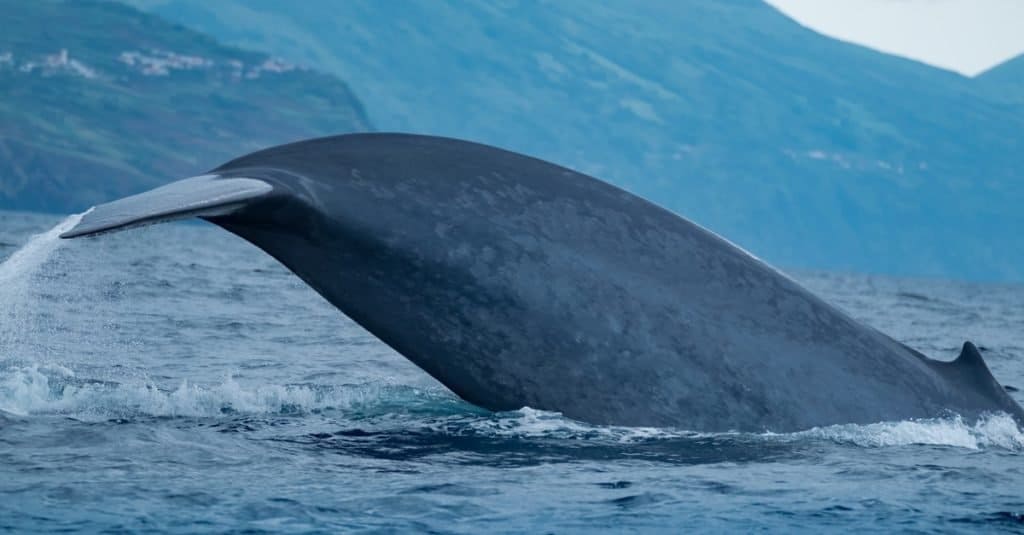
0, 210, 1021, 532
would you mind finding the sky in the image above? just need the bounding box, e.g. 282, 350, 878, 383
764, 0, 1024, 76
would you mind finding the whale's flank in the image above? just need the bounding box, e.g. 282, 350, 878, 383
60, 133, 1024, 431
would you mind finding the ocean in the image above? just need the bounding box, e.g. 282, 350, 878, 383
1, 209, 1021, 533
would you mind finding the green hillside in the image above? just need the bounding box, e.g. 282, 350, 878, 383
0, 0, 370, 213
125, 0, 1024, 281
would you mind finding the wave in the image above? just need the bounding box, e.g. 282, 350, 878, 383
454, 407, 704, 442
1, 364, 1020, 451
786, 414, 1024, 451
464, 408, 1024, 451
0, 363, 463, 420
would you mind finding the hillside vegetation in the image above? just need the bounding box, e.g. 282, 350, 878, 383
0, 0, 370, 213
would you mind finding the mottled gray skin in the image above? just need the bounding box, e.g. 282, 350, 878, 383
69, 134, 1024, 431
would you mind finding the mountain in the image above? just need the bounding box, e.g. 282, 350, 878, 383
124, 0, 1024, 281
0, 0, 370, 213
977, 54, 1024, 104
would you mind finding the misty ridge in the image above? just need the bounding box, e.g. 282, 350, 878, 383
1, 0, 1022, 281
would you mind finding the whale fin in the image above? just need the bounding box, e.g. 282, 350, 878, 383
944, 342, 1023, 412
945, 341, 1002, 391
954, 341, 988, 372
60, 175, 273, 239
920, 342, 1024, 422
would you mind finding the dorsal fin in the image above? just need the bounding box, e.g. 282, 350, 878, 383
944, 341, 1008, 399
954, 341, 988, 371
940, 342, 1024, 421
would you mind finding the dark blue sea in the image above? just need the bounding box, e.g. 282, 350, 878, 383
1, 210, 1022, 533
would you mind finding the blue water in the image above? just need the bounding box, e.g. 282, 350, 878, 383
1, 209, 1022, 533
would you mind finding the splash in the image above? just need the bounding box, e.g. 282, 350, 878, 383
0, 211, 85, 288
0, 212, 86, 358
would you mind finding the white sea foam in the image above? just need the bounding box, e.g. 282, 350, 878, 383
0, 362, 1020, 451
789, 413, 1024, 450
0, 364, 440, 420
450, 407, 1023, 451
462, 407, 700, 442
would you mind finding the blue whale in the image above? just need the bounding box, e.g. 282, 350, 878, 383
61, 134, 1024, 431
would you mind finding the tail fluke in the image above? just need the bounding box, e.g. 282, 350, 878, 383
60, 175, 272, 239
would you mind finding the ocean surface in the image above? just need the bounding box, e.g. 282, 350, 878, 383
1, 209, 1022, 533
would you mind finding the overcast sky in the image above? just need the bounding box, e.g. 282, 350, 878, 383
764, 0, 1024, 76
